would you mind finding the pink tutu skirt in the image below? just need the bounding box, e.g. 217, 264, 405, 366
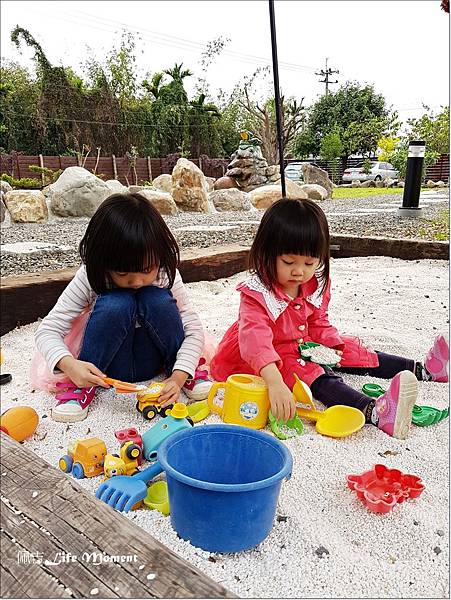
29, 307, 91, 392
29, 308, 218, 392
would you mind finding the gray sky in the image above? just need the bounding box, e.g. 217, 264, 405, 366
2, 1, 449, 124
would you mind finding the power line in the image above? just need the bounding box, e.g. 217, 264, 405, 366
19, 6, 318, 75
315, 58, 339, 95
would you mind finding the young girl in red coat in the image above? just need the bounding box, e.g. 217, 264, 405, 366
211, 198, 449, 439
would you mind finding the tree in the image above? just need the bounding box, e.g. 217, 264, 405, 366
292, 82, 397, 166
10, 26, 86, 154
0, 61, 40, 153
147, 63, 192, 156
189, 93, 222, 157
406, 106, 449, 155
234, 68, 306, 164
320, 128, 343, 183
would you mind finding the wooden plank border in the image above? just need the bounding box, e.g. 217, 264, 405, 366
1, 238, 448, 336
0, 432, 236, 599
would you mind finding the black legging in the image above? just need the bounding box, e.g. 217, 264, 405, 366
310, 351, 415, 412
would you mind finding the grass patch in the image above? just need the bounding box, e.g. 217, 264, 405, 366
418, 209, 449, 241
332, 187, 408, 199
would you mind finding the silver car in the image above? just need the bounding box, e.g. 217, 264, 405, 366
342, 161, 399, 182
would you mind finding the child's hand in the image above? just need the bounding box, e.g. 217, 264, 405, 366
333, 348, 343, 367
159, 378, 181, 406
268, 381, 296, 422
57, 356, 108, 389
159, 370, 189, 406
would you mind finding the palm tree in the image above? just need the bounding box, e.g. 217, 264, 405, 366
142, 72, 164, 100
189, 94, 221, 156
163, 63, 193, 82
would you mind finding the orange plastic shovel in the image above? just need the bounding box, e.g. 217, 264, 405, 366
292, 374, 365, 438
102, 377, 148, 394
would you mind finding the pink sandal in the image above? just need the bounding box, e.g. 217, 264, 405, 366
52, 383, 97, 423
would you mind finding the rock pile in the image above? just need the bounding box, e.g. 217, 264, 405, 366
225, 145, 280, 192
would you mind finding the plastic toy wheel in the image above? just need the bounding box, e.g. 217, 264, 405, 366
142, 406, 156, 420
125, 443, 141, 460
135, 401, 141, 413
72, 462, 85, 479
58, 454, 73, 473
162, 405, 173, 417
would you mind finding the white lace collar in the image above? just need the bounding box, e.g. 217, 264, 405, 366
242, 275, 289, 320
242, 273, 325, 317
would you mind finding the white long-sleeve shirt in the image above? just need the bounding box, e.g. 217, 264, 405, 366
35, 265, 205, 378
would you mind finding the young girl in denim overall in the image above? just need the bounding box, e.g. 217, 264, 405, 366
32, 193, 211, 422
211, 198, 448, 439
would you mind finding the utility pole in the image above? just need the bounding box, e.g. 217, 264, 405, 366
316, 58, 339, 95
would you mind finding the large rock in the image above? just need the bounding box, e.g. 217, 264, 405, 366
0, 197, 5, 223
137, 189, 178, 216
213, 176, 239, 190
209, 189, 255, 212
205, 177, 216, 192
298, 183, 328, 201
105, 179, 128, 194
302, 164, 333, 199
426, 180, 436, 188
249, 181, 308, 209
4, 190, 48, 222
0, 180, 13, 193
152, 174, 173, 193
360, 180, 376, 188
171, 158, 213, 213
48, 167, 111, 217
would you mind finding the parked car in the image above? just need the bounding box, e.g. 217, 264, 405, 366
284, 162, 304, 182
342, 161, 399, 183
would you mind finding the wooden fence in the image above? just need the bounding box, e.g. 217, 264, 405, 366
1, 153, 449, 185
0, 155, 229, 185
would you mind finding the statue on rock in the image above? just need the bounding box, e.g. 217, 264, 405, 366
225, 131, 280, 192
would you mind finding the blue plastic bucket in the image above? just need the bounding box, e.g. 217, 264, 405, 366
157, 424, 293, 553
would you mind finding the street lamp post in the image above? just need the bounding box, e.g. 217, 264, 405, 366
268, 0, 286, 198
398, 140, 426, 217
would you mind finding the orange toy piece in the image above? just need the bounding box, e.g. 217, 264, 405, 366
0, 406, 39, 442
59, 438, 107, 479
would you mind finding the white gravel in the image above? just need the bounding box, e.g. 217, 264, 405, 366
1, 256, 449, 598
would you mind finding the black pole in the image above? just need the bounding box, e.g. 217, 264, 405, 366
268, 0, 286, 198
401, 140, 425, 209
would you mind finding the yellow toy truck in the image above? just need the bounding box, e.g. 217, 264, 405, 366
59, 437, 107, 479
136, 383, 173, 421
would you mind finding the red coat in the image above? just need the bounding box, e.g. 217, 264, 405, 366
210, 274, 379, 389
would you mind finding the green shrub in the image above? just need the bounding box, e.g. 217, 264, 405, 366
0, 173, 42, 189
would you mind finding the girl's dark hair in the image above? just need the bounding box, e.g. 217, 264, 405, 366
79, 192, 179, 293
248, 197, 330, 294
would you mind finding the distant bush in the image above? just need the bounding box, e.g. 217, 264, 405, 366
1, 173, 42, 189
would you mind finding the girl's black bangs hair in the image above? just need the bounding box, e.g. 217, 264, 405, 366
80, 193, 179, 293
100, 218, 163, 274
249, 197, 330, 294
269, 215, 328, 261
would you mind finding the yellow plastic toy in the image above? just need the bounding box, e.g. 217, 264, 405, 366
59, 437, 107, 479
143, 480, 170, 515
103, 441, 141, 479
187, 400, 210, 423
292, 374, 365, 438
0, 406, 39, 442
207, 374, 270, 429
